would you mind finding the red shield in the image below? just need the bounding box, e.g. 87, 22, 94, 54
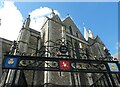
59, 60, 71, 70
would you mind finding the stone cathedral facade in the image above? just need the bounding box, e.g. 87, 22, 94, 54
0, 10, 116, 87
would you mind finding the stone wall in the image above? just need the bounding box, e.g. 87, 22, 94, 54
0, 38, 12, 79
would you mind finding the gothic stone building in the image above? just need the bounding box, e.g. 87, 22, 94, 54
1, 11, 119, 87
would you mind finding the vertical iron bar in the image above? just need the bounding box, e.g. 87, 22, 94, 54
2, 70, 9, 87
11, 70, 17, 86
103, 72, 112, 87
32, 36, 39, 87
99, 78, 102, 87
32, 70, 35, 87
70, 37, 76, 87
108, 73, 116, 87
116, 74, 120, 84
116, 63, 120, 84
102, 75, 107, 87
105, 63, 116, 87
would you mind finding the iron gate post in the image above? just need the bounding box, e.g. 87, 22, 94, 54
105, 63, 117, 87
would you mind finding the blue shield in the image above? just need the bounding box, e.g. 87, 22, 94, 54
4, 57, 18, 68
108, 63, 119, 72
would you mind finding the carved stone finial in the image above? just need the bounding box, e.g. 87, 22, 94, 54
22, 22, 25, 28
51, 9, 55, 17
25, 15, 31, 28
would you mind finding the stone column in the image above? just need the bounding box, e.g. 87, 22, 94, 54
18, 15, 31, 54
0, 38, 2, 79
18, 28, 30, 54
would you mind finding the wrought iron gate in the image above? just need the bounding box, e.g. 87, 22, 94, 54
1, 55, 120, 87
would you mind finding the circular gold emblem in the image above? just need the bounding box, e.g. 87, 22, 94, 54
111, 65, 116, 70
8, 58, 14, 64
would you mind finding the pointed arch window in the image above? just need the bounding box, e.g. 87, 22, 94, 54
75, 41, 80, 59
76, 32, 79, 38
69, 26, 73, 35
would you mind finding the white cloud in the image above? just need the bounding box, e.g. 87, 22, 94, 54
29, 7, 60, 31
0, 1, 23, 41
116, 42, 120, 50
0, 2, 60, 41
112, 52, 120, 61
